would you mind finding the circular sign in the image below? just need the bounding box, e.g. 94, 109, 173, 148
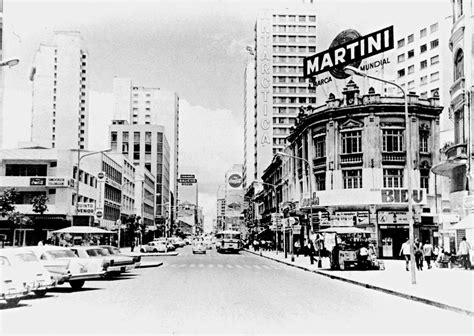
328, 29, 362, 79
95, 210, 103, 219
228, 174, 242, 188
97, 171, 105, 181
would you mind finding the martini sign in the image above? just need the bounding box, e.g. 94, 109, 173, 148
303, 26, 394, 79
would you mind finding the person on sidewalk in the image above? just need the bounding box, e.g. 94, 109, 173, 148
306, 239, 315, 265
414, 238, 424, 271
253, 239, 259, 252
423, 241, 433, 269
399, 238, 411, 271
458, 237, 472, 270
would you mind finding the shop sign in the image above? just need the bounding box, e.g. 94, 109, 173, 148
377, 211, 408, 224
77, 202, 95, 215
180, 174, 195, 179
331, 212, 356, 226
357, 211, 369, 225
46, 177, 68, 187
303, 26, 394, 78
30, 177, 46, 186
381, 189, 426, 204
228, 174, 242, 188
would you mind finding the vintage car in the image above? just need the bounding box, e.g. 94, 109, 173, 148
4, 248, 56, 297
192, 241, 207, 254
152, 238, 176, 251
70, 246, 134, 275
100, 245, 140, 269
169, 237, 185, 248
141, 241, 167, 253
25, 245, 107, 290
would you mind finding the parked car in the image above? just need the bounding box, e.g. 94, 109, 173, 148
141, 241, 167, 253
169, 237, 185, 248
192, 241, 207, 254
70, 246, 134, 276
25, 245, 107, 290
0, 251, 30, 307
153, 238, 176, 251
6, 248, 56, 297
100, 245, 140, 269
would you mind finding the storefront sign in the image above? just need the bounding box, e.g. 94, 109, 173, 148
30, 177, 46, 186
357, 211, 370, 225
77, 202, 95, 215
381, 189, 426, 204
378, 211, 409, 224
228, 174, 243, 188
332, 212, 356, 226
303, 26, 394, 78
46, 177, 67, 187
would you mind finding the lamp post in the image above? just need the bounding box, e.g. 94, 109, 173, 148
276, 152, 316, 265
344, 65, 416, 285
74, 149, 112, 226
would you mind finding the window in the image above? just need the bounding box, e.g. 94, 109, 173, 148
314, 135, 326, 158
420, 28, 427, 38
430, 39, 439, 49
407, 34, 414, 43
454, 49, 464, 81
397, 69, 405, 78
408, 50, 414, 58
397, 39, 405, 48
430, 88, 439, 97
419, 130, 429, 153
408, 80, 415, 89
382, 129, 404, 152
420, 92, 428, 99
111, 132, 117, 142
343, 170, 362, 189
408, 65, 414, 74
420, 75, 428, 85
315, 172, 326, 191
383, 169, 404, 188
397, 54, 405, 63
430, 71, 440, 82
341, 131, 362, 154
298, 15, 305, 22
430, 23, 438, 33
420, 170, 429, 193
309, 15, 316, 22
420, 60, 427, 69
430, 55, 439, 65
5, 164, 47, 176
420, 44, 427, 53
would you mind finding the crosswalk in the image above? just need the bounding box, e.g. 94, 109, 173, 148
165, 263, 284, 270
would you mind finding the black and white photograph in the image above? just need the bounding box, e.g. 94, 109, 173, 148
0, 0, 473, 335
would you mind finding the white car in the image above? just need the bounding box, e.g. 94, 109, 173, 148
141, 241, 167, 253
0, 252, 30, 307
4, 248, 56, 297
70, 246, 135, 275
100, 245, 140, 269
25, 245, 107, 290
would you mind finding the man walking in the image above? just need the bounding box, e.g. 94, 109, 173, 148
399, 238, 411, 271
423, 240, 434, 269
458, 237, 471, 270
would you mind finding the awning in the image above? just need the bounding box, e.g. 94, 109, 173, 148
51, 226, 114, 234
447, 213, 474, 230
317, 227, 371, 234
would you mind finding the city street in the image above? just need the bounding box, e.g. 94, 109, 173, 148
1, 246, 472, 335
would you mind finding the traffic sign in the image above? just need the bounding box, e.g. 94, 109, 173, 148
95, 209, 104, 219
97, 171, 106, 182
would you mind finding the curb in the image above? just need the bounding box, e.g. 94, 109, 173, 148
244, 249, 474, 317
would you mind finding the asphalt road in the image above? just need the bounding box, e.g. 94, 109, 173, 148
1, 245, 472, 335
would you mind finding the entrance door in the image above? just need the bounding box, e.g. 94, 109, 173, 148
13, 229, 34, 246
380, 228, 409, 259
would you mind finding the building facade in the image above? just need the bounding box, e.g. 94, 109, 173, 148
134, 165, 156, 229
109, 123, 170, 223
243, 52, 255, 188
257, 82, 443, 258
30, 31, 89, 150
253, 9, 318, 181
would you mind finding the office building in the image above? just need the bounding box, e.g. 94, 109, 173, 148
243, 52, 255, 188
253, 9, 317, 181
109, 124, 170, 222
30, 31, 89, 150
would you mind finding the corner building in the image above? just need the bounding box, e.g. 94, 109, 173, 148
279, 82, 442, 258
253, 9, 317, 181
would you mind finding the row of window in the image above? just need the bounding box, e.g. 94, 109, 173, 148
397, 57, 439, 77
273, 106, 303, 114
73, 166, 97, 188
273, 65, 304, 74
273, 86, 315, 94
273, 97, 316, 104
397, 42, 439, 63
273, 55, 308, 64
272, 35, 317, 43
273, 76, 308, 84
273, 14, 316, 23
273, 45, 316, 53
102, 162, 122, 185
397, 23, 438, 48
272, 25, 317, 33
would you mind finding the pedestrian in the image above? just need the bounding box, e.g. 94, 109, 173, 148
131, 240, 135, 252
37, 240, 43, 246
253, 239, 259, 252
306, 239, 315, 265
422, 240, 433, 269
294, 240, 301, 257
357, 244, 369, 270
433, 245, 440, 261
414, 238, 424, 271
399, 238, 411, 271
457, 237, 471, 270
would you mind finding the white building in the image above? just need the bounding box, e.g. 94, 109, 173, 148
253, 8, 317, 181
134, 165, 156, 228
112, 77, 179, 209
30, 31, 89, 150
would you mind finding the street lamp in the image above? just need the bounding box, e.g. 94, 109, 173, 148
0, 59, 20, 68
73, 148, 112, 226
276, 152, 317, 265
344, 65, 416, 285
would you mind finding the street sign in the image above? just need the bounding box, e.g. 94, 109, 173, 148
77, 202, 95, 215
95, 209, 104, 219
97, 171, 106, 182
180, 174, 195, 179
177, 178, 197, 184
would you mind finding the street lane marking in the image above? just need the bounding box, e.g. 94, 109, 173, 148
262, 265, 271, 269
199, 264, 204, 268
253, 265, 262, 269
208, 264, 214, 268
189, 264, 195, 267
217, 264, 223, 268
235, 265, 243, 269
226, 264, 233, 268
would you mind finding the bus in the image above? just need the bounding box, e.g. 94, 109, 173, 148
215, 230, 241, 253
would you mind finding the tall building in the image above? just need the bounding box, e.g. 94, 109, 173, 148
216, 184, 226, 232
243, 50, 255, 188
392, 19, 453, 144
112, 77, 179, 211
0, 0, 4, 149
109, 124, 170, 222
253, 9, 317, 181
30, 31, 89, 150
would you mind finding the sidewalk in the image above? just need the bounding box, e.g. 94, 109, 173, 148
245, 248, 474, 317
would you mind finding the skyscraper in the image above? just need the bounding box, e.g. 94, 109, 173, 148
30, 31, 89, 150
253, 9, 317, 181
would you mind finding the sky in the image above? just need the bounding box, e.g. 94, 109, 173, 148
1, 0, 451, 232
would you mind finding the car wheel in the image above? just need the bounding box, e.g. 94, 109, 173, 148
34, 289, 48, 297
5, 297, 21, 307
140, 248, 145, 253
69, 280, 85, 290
153, 249, 158, 252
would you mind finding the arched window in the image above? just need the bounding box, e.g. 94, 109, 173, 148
454, 49, 464, 81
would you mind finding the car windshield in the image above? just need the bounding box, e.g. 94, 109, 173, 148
103, 247, 117, 254
0, 256, 11, 266
45, 250, 77, 259
14, 252, 38, 262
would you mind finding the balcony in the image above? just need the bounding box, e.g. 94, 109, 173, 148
312, 156, 327, 169
432, 143, 467, 177
450, 77, 464, 97
382, 152, 406, 164
445, 143, 467, 161
340, 153, 363, 166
